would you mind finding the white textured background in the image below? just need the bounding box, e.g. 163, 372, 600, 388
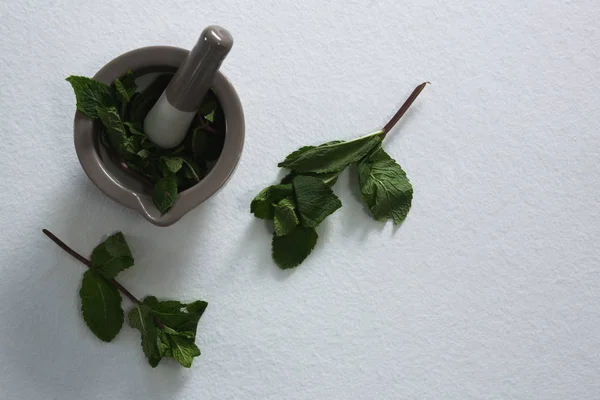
1, 1, 599, 399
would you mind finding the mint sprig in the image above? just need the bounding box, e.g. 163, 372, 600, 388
42, 229, 207, 368
66, 73, 223, 213
251, 83, 428, 269
65, 76, 114, 119
129, 296, 207, 368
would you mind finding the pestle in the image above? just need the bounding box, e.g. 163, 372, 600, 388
144, 26, 233, 149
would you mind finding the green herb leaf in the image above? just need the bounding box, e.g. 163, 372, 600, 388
192, 125, 225, 162
123, 136, 143, 156
97, 106, 128, 154
278, 135, 382, 174
163, 157, 184, 174
142, 296, 207, 335
90, 232, 134, 279
129, 296, 207, 367
279, 141, 343, 166
137, 149, 151, 160
79, 269, 124, 342
250, 184, 294, 220
114, 79, 131, 117
357, 147, 413, 224
120, 71, 137, 96
293, 175, 342, 228
156, 328, 173, 358
272, 226, 318, 269
249, 82, 426, 269
162, 325, 195, 339
170, 335, 201, 368
152, 323, 202, 368
281, 170, 341, 187
66, 76, 114, 119
153, 176, 178, 213
124, 122, 146, 137
204, 109, 216, 123
273, 197, 299, 236
45, 228, 211, 369
128, 304, 161, 367
180, 156, 204, 183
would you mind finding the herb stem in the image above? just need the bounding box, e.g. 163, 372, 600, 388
381, 82, 429, 138
42, 229, 141, 305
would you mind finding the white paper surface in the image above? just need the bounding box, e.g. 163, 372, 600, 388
1, 1, 599, 399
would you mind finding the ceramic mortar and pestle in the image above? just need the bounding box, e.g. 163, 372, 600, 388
74, 26, 244, 226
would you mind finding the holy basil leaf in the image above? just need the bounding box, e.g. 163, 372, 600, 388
251, 184, 294, 220
153, 176, 178, 213
66, 76, 115, 119
79, 270, 124, 342
273, 197, 299, 236
293, 175, 342, 228
128, 304, 161, 367
357, 147, 413, 224
90, 232, 134, 279
278, 135, 382, 174
272, 226, 318, 269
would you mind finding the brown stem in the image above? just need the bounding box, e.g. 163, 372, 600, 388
42, 229, 140, 305
381, 82, 429, 138
42, 229, 166, 329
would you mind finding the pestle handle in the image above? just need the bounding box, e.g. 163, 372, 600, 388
165, 26, 233, 112
143, 26, 233, 148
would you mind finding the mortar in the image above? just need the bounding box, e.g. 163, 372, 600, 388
73, 46, 244, 226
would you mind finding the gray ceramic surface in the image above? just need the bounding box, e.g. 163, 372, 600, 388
74, 46, 245, 226
166, 26, 233, 112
